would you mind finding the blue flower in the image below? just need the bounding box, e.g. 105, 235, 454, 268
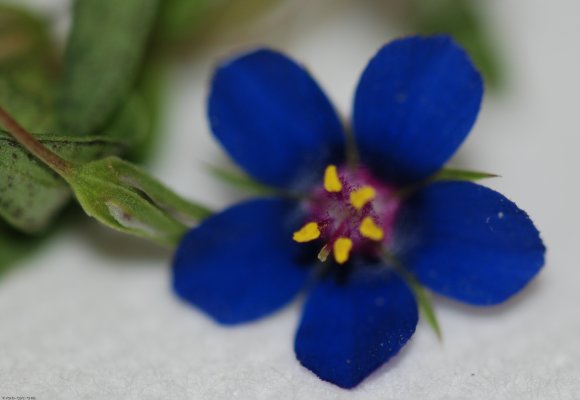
172, 35, 545, 389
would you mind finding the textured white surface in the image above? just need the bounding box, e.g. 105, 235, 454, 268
1, 0, 580, 399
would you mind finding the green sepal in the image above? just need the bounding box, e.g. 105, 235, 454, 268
98, 157, 213, 222
405, 276, 442, 340
434, 168, 498, 182
65, 157, 211, 247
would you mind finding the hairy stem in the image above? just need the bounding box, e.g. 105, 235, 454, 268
0, 106, 72, 176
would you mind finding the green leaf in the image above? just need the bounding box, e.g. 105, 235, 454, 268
124, 63, 166, 162
0, 4, 57, 131
0, 214, 68, 276
0, 131, 126, 233
101, 93, 151, 147
57, 0, 159, 136
0, 220, 43, 275
207, 165, 276, 195
150, 0, 281, 57
152, 0, 214, 49
434, 168, 498, 182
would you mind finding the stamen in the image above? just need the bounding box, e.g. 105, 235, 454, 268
333, 237, 353, 264
317, 244, 331, 262
349, 186, 376, 210
359, 217, 384, 241
293, 222, 320, 242
324, 165, 342, 193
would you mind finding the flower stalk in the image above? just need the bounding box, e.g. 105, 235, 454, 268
0, 105, 212, 247
0, 106, 72, 177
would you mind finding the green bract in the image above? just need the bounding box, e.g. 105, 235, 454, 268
65, 157, 191, 247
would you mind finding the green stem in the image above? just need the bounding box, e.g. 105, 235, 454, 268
0, 105, 73, 177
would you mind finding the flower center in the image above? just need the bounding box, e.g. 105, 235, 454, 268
293, 164, 400, 265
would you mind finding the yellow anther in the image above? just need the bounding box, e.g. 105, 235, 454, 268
359, 217, 384, 241
293, 222, 321, 243
333, 237, 353, 264
349, 186, 376, 210
324, 165, 342, 193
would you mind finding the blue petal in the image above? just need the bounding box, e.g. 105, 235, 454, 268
295, 266, 418, 388
395, 181, 545, 305
172, 198, 311, 325
353, 35, 483, 185
209, 49, 345, 190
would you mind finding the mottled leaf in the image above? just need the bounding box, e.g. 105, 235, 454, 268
57, 0, 159, 136
0, 131, 126, 233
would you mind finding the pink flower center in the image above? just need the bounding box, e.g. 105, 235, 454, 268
293, 165, 400, 264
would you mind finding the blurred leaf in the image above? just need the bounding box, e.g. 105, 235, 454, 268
0, 221, 31, 269
152, 0, 214, 49
0, 131, 126, 233
411, 0, 503, 88
57, 0, 159, 136
0, 5, 62, 270
102, 93, 151, 147
125, 63, 165, 162
0, 4, 57, 131
435, 168, 498, 182
207, 165, 275, 195
0, 220, 41, 274
151, 0, 281, 56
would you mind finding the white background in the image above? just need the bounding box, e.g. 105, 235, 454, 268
1, 0, 579, 398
